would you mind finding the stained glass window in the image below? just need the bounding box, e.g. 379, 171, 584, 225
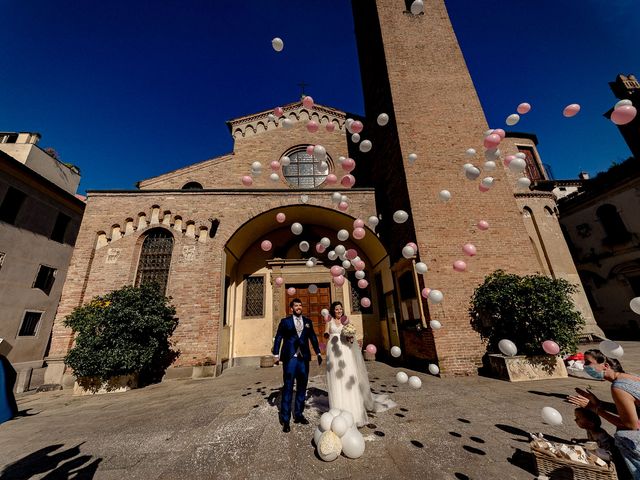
282, 148, 329, 189
135, 229, 173, 294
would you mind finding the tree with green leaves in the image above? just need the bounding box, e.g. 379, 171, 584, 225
469, 270, 585, 356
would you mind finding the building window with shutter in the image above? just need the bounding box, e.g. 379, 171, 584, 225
243, 275, 265, 317
135, 229, 174, 295
18, 311, 43, 336
33, 265, 57, 295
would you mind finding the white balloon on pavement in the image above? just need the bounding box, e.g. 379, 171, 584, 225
330, 415, 349, 437
396, 371, 409, 383
341, 427, 365, 459
320, 412, 334, 432
408, 376, 422, 389
428, 364, 440, 375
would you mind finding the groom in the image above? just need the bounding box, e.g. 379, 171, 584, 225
272, 298, 322, 433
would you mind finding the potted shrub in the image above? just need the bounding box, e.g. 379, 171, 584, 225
64, 283, 178, 394
192, 357, 215, 378
470, 270, 585, 381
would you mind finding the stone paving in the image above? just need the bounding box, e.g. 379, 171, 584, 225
1, 342, 638, 479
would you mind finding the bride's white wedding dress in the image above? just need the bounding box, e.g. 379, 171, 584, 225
325, 320, 396, 427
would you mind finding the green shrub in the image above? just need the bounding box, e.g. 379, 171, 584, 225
469, 270, 585, 356
64, 283, 179, 384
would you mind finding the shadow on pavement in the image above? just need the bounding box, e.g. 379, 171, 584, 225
495, 423, 572, 445
0, 443, 102, 479
507, 447, 537, 476
528, 390, 569, 399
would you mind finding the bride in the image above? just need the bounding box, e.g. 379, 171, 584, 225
324, 301, 395, 427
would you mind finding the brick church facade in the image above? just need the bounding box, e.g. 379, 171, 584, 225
44, 0, 602, 385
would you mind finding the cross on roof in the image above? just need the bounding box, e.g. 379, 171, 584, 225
297, 81, 309, 99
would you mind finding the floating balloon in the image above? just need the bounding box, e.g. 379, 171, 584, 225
280, 155, 290, 166
241, 175, 253, 186
599, 340, 624, 359
345, 249, 357, 260
463, 243, 477, 256
428, 364, 440, 375
481, 177, 495, 189
408, 153, 418, 165
342, 158, 356, 172
563, 104, 581, 117
396, 371, 408, 383
353, 260, 365, 271
355, 270, 365, 280
438, 190, 451, 202
342, 260, 351, 269
261, 240, 272, 252
498, 339, 518, 357
428, 289, 443, 304
430, 319, 442, 330
611, 105, 637, 125
251, 161, 262, 172
483, 161, 496, 172
345, 118, 354, 133
478, 184, 489, 193
308, 284, 318, 294
402, 245, 416, 259
274, 107, 284, 117
416, 262, 428, 274
541, 407, 563, 426
407, 242, 418, 252
465, 166, 481, 181
359, 140, 372, 152
306, 121, 319, 133
275, 276, 284, 286
337, 229, 349, 241
271, 37, 284, 52
509, 158, 527, 173
615, 99, 633, 109
453, 260, 467, 272
306, 259, 314, 268
302, 96, 314, 109
631, 297, 640, 315
368, 216, 379, 229
506, 114, 520, 126
333, 275, 345, 286
377, 113, 389, 126
338, 202, 349, 211
390, 346, 402, 358
287, 287, 296, 295
517, 103, 531, 115
503, 155, 515, 167
393, 210, 409, 223
515, 152, 526, 159
313, 144, 326, 158
353, 227, 366, 240
542, 340, 560, 355
477, 220, 489, 231
335, 245, 346, 256
319, 237, 331, 248
291, 223, 303, 235
315, 243, 325, 254
326, 122, 335, 133
360, 297, 371, 308
339, 410, 355, 429
357, 279, 369, 289
341, 175, 356, 188
410, 0, 424, 15
269, 173, 279, 182
485, 148, 500, 160
408, 376, 422, 389
366, 344, 377, 354
351, 120, 363, 134
282, 118, 294, 129
517, 177, 532, 189
483, 134, 501, 149
351, 133, 361, 143
299, 241, 310, 252
330, 266, 344, 277
331, 192, 342, 203
421, 287, 431, 299
465, 148, 476, 157
325, 173, 338, 185
493, 128, 506, 139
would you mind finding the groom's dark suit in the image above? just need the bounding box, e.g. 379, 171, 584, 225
272, 314, 321, 424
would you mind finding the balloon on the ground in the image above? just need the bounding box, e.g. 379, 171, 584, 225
517, 177, 532, 189
320, 412, 335, 431
453, 260, 467, 272
631, 297, 640, 315
302, 96, 314, 109
463, 243, 477, 256
599, 340, 624, 359
478, 220, 489, 231
430, 320, 442, 330
416, 262, 428, 274
377, 113, 389, 126
329, 408, 341, 418
408, 376, 422, 389
313, 427, 323, 446
271, 37, 284, 52
393, 210, 409, 223
359, 140, 372, 152
341, 427, 365, 459
396, 371, 409, 383
339, 410, 355, 429
351, 133, 361, 143
498, 339, 518, 356
291, 223, 303, 235
410, 0, 424, 15
366, 344, 377, 354
261, 240, 272, 252
439, 190, 452, 202
542, 340, 560, 355
241, 176, 253, 186
611, 105, 637, 125
541, 407, 563, 426
330, 415, 349, 437
506, 113, 520, 126
402, 245, 416, 259
517, 103, 531, 114
318, 431, 341, 462
287, 287, 296, 295
428, 289, 443, 304
275, 277, 284, 286
408, 153, 418, 165
563, 104, 581, 117
391, 346, 402, 358
299, 241, 309, 252
428, 364, 440, 375
466, 148, 476, 157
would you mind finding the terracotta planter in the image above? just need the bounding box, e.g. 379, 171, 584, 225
192, 365, 215, 378
73, 373, 138, 395
489, 354, 568, 382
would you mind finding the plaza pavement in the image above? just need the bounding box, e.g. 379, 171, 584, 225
1, 342, 638, 480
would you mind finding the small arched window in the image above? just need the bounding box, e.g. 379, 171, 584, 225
596, 204, 631, 245
182, 182, 203, 190
135, 229, 174, 294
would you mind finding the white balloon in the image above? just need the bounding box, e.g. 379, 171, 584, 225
438, 190, 451, 202
396, 371, 409, 383
484, 129, 494, 137
321, 308, 330, 318
615, 99, 632, 109
317, 430, 341, 462
280, 156, 291, 166
498, 339, 518, 357
415, 262, 428, 274
359, 140, 372, 152
352, 256, 361, 263
351, 133, 361, 143
313, 144, 326, 158
345, 118, 354, 133
331, 192, 342, 203
320, 237, 331, 248
306, 260, 314, 268
390, 346, 402, 358
341, 195, 348, 203
341, 427, 365, 459
408, 153, 418, 165
599, 340, 624, 359
313, 427, 323, 446
428, 364, 440, 375
330, 415, 349, 437
300, 194, 309, 204
483, 160, 496, 172
308, 284, 318, 294
338, 156, 346, 165
299, 241, 310, 252
410, 0, 424, 15
251, 161, 262, 171
541, 407, 563, 426
319, 161, 328, 171
485, 148, 500, 160
338, 411, 354, 429
355, 270, 366, 280
268, 113, 276, 121
408, 376, 422, 389
631, 297, 640, 315
429, 319, 442, 330
271, 37, 284, 52
465, 166, 481, 181
335, 245, 346, 256
509, 158, 527, 173
291, 223, 303, 235
393, 210, 409, 223
269, 173, 280, 182
377, 113, 389, 126
506, 113, 520, 126
368, 215, 379, 228
337, 229, 349, 241
282, 118, 294, 129
342, 260, 351, 269
327, 250, 337, 261
515, 152, 526, 159
481, 177, 495, 188
465, 148, 476, 157
402, 245, 416, 259
320, 412, 334, 432
517, 177, 532, 189
428, 289, 443, 304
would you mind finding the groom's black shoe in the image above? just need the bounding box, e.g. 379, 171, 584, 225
293, 416, 309, 425
282, 422, 291, 433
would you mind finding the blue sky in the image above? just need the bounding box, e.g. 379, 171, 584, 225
1, 1, 638, 193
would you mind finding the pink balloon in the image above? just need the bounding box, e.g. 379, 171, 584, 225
241, 176, 253, 187
463, 243, 477, 256
354, 260, 366, 271
483, 133, 501, 149
341, 175, 355, 188
563, 104, 581, 118
453, 260, 467, 272
340, 315, 349, 325
261, 240, 272, 252
306, 121, 319, 133
493, 128, 506, 139
353, 219, 365, 229
275, 276, 284, 286
611, 105, 637, 126
276, 212, 286, 223
287, 287, 296, 295
517, 103, 531, 115
324, 314, 331, 323
341, 158, 356, 172
542, 340, 560, 355
479, 184, 490, 193
365, 344, 377, 354
333, 275, 345, 286
351, 120, 364, 133
274, 107, 284, 117
353, 227, 366, 240
270, 160, 280, 171
360, 297, 371, 308
407, 242, 418, 253
326, 122, 335, 133
358, 279, 369, 289
302, 96, 314, 109
325, 173, 338, 185
306, 145, 315, 155
504, 155, 515, 167
315, 243, 326, 254
338, 201, 349, 211
330, 265, 344, 277
346, 249, 358, 260
421, 287, 431, 299
478, 220, 489, 231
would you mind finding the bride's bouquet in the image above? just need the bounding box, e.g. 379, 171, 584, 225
341, 324, 357, 343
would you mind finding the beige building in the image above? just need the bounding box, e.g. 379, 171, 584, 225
45, 0, 600, 386
0, 132, 85, 391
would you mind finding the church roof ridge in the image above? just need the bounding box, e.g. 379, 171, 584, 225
226, 101, 348, 130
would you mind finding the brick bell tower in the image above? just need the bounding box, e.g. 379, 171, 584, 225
351, 0, 541, 375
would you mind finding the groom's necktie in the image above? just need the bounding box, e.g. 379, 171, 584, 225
294, 316, 303, 358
